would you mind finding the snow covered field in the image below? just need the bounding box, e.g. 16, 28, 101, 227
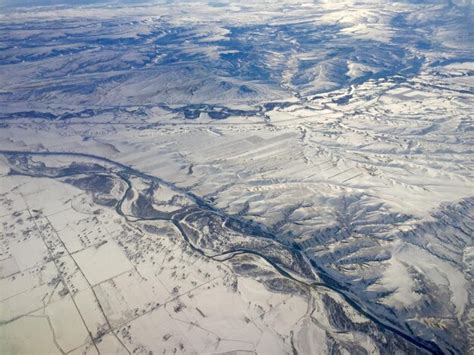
0, 0, 473, 354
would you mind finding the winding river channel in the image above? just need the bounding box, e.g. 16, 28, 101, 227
1, 149, 444, 355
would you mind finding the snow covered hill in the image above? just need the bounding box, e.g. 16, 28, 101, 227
0, 1, 473, 354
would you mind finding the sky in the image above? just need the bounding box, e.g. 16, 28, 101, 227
1, 0, 473, 7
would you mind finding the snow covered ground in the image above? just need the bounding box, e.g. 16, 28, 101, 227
0, 0, 473, 354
